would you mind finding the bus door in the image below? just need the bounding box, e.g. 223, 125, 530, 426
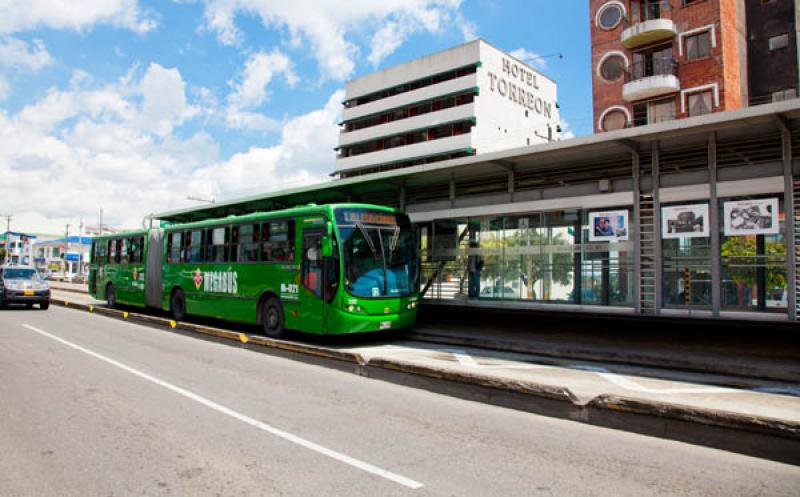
300, 228, 326, 333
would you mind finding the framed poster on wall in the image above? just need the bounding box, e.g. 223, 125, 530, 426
723, 198, 780, 236
588, 210, 629, 242
662, 204, 709, 239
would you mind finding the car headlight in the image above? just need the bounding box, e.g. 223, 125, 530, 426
5, 281, 23, 291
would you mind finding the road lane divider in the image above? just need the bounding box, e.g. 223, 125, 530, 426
46, 298, 800, 465
21, 323, 424, 490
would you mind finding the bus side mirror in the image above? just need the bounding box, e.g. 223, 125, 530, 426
321, 237, 332, 258
321, 222, 333, 257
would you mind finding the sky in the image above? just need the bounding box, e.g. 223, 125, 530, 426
0, 0, 592, 235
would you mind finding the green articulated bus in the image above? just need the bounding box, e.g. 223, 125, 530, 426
89, 204, 420, 337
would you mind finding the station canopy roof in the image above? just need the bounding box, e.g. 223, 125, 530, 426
155, 99, 800, 225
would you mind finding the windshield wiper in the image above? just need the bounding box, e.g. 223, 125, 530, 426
389, 226, 400, 253
356, 222, 378, 258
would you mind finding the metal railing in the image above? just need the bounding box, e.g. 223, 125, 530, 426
624, 0, 672, 26
624, 58, 678, 83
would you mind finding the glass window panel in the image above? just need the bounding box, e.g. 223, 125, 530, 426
688, 91, 712, 117
720, 195, 787, 312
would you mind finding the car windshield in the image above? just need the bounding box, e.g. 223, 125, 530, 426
3, 268, 40, 280
336, 209, 419, 298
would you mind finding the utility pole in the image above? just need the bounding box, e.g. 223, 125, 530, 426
65, 223, 70, 277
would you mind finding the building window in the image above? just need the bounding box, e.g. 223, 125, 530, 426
599, 54, 626, 81
687, 91, 713, 116
631, 44, 675, 80
601, 109, 628, 131
683, 0, 704, 5
769, 34, 789, 51
685, 31, 711, 61
597, 2, 624, 30
634, 98, 675, 126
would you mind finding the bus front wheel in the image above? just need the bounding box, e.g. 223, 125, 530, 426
106, 284, 116, 309
171, 289, 186, 322
262, 298, 285, 338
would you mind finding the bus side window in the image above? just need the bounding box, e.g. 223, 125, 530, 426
208, 227, 226, 263
129, 237, 138, 264
229, 225, 239, 263
188, 230, 203, 263
108, 239, 116, 264
180, 231, 191, 263
168, 232, 182, 263
238, 224, 259, 262
120, 239, 129, 265
261, 222, 272, 262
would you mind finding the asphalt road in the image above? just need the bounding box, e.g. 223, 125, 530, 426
1, 306, 798, 496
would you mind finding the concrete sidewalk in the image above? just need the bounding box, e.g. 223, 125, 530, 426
44, 289, 800, 464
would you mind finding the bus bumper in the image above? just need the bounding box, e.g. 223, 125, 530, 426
327, 308, 418, 335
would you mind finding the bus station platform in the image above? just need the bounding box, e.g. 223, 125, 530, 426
44, 287, 800, 464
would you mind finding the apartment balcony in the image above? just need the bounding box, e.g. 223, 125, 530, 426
622, 59, 680, 102
342, 73, 478, 123
621, 2, 677, 49
334, 133, 472, 173
339, 103, 475, 147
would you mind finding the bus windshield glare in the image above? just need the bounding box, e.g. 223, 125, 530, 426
336, 208, 419, 298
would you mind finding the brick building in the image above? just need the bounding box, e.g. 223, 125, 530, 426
590, 0, 798, 133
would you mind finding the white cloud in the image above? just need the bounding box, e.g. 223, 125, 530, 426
191, 89, 344, 200
228, 50, 297, 109
509, 48, 550, 71
138, 63, 198, 136
222, 49, 296, 131
0, 0, 156, 34
0, 37, 53, 70
1, 73, 344, 233
200, 0, 465, 80
559, 117, 576, 140
0, 75, 9, 100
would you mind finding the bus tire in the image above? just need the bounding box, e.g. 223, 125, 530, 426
106, 284, 116, 309
262, 297, 285, 338
170, 288, 186, 322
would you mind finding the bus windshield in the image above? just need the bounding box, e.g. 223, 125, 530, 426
336, 208, 418, 298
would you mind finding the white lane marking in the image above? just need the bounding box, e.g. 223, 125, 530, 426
450, 350, 735, 395
446, 349, 552, 370
22, 324, 423, 490
752, 386, 800, 397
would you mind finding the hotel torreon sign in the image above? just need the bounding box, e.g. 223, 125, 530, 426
487, 58, 554, 121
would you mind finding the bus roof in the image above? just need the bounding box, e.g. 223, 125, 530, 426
160, 203, 398, 232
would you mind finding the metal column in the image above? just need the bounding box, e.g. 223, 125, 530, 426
709, 133, 721, 317
779, 122, 797, 320
652, 141, 663, 313
632, 149, 642, 314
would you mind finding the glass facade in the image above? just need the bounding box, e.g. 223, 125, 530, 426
420, 208, 634, 307
720, 195, 787, 313
420, 196, 788, 317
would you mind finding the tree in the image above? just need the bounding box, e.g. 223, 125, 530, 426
0, 247, 6, 264
721, 236, 787, 304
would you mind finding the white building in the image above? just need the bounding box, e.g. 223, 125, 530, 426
335, 39, 559, 177
1, 232, 36, 265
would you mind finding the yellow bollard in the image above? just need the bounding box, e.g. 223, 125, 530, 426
169, 320, 177, 328
123, 311, 129, 319
239, 333, 249, 344
88, 305, 93, 312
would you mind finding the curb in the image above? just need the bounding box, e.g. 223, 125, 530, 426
405, 331, 800, 383
48, 297, 800, 465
